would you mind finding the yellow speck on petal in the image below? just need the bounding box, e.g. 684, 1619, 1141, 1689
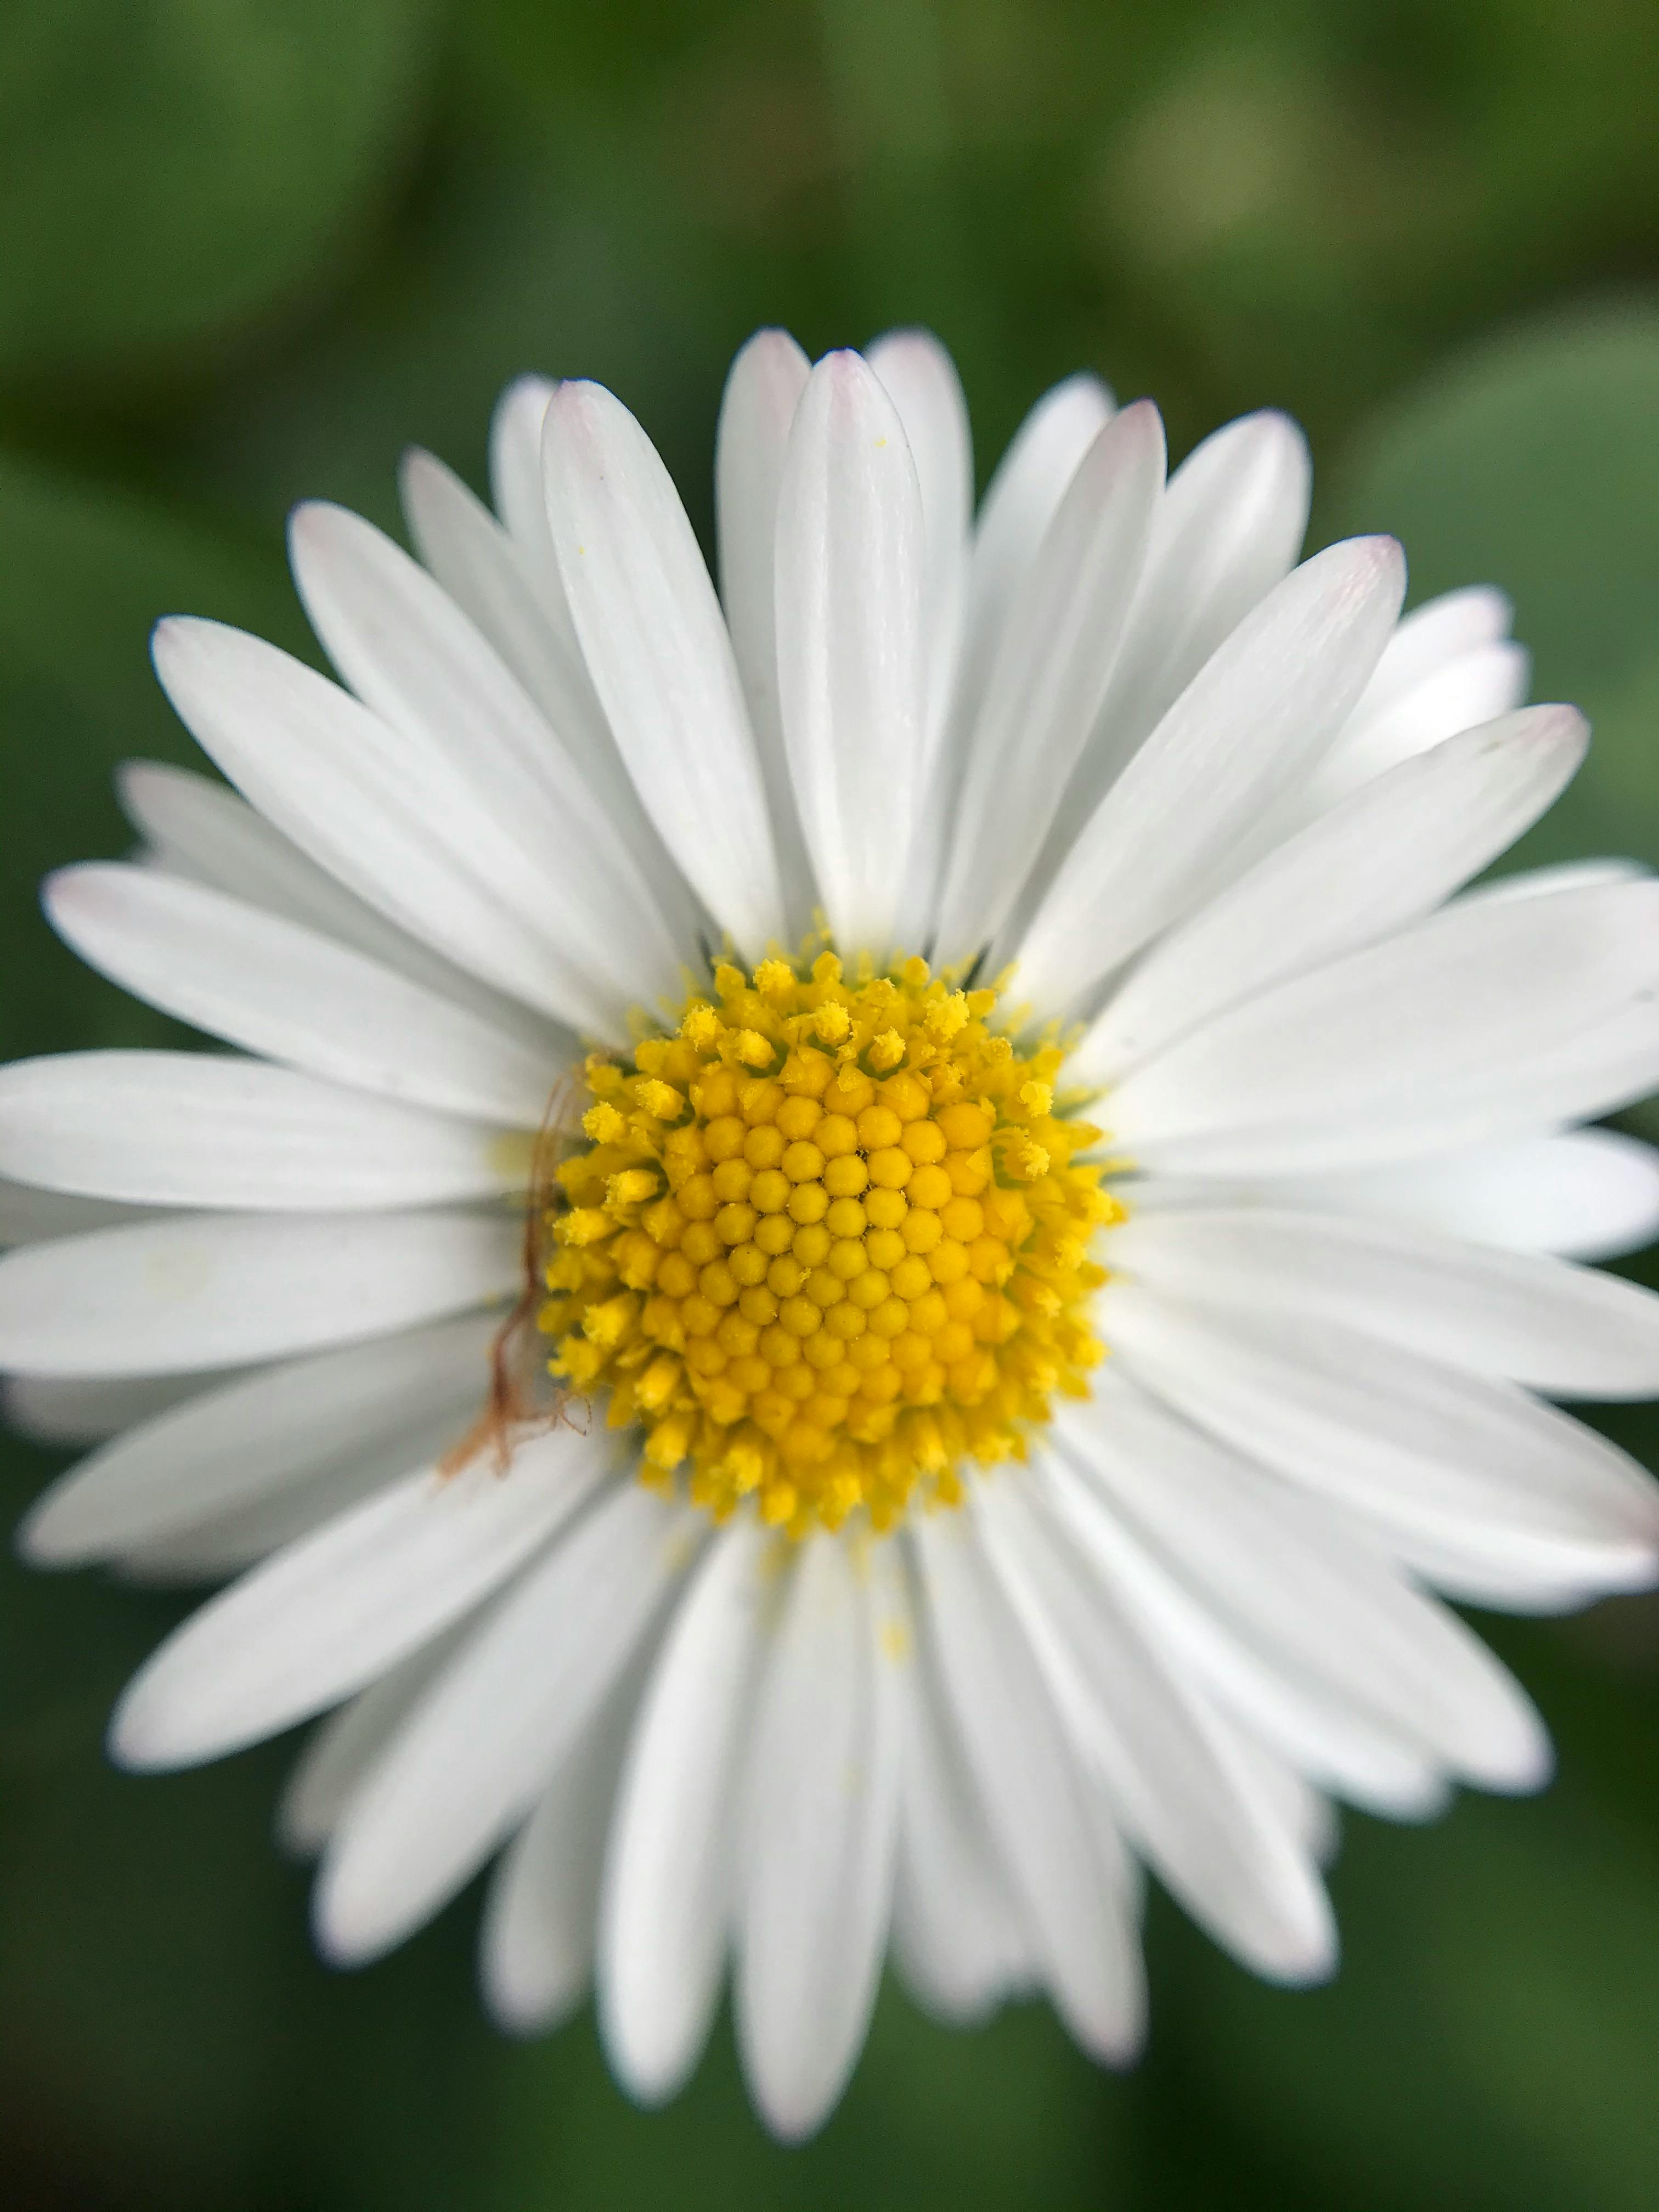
880, 1615, 912, 1665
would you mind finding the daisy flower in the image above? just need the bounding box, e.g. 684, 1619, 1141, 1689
5, 328, 1659, 2142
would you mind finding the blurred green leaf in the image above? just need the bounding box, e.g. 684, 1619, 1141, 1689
174, 132, 729, 544
1155, 1763, 1659, 2212
0, 447, 303, 1060
1331, 300, 1659, 866
481, 1983, 1116, 2212
0, 0, 445, 397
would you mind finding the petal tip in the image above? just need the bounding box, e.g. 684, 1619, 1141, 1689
396, 444, 442, 499
287, 498, 364, 573
495, 370, 557, 415
1243, 404, 1310, 452
114, 755, 171, 811
148, 612, 199, 677
866, 323, 953, 368
595, 2010, 691, 2111
309, 1870, 385, 1972
731, 325, 809, 373
13, 1494, 79, 1569
479, 1960, 571, 2042
105, 1683, 178, 1773
272, 1788, 325, 1863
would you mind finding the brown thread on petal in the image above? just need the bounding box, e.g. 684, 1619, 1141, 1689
441, 1073, 589, 1476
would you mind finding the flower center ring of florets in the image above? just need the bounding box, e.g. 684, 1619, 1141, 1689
535, 948, 1120, 1534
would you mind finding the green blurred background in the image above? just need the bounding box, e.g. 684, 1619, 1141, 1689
2, 2, 1659, 2204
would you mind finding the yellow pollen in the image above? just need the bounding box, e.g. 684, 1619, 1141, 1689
535, 951, 1121, 1536
582, 1101, 627, 1144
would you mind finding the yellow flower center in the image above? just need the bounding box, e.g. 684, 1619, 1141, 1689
537, 951, 1120, 1535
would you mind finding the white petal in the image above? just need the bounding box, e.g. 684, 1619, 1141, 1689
600, 1519, 771, 2103
933, 401, 1166, 960
492, 370, 617, 682
1237, 1130, 1659, 1261
1010, 537, 1404, 1013
481, 1660, 644, 2036
46, 865, 565, 1128
979, 1476, 1336, 1984
1107, 877, 1659, 1174
291, 501, 686, 1007
890, 1608, 1035, 2025
910, 1507, 1143, 2063
1238, 1743, 1340, 1868
490, 377, 563, 590
3, 1368, 227, 1447
116, 762, 555, 1048
1111, 1204, 1659, 1398
1051, 1482, 1451, 1821
1455, 857, 1650, 910
773, 349, 929, 956
314, 1485, 697, 1966
492, 375, 665, 811
1075, 706, 1587, 1086
400, 443, 597, 739
1044, 409, 1313, 847
1054, 1376, 1548, 1793
112, 1412, 462, 1584
399, 448, 699, 939
0, 1208, 518, 1376
867, 329, 973, 748
714, 329, 816, 930
0, 1175, 151, 1248
278, 1624, 472, 1855
544, 380, 787, 953
109, 1421, 611, 1768
1102, 1284, 1659, 1598
735, 1532, 902, 2142
957, 371, 1114, 725
152, 620, 636, 1037
1350, 585, 1514, 720
898, 370, 1116, 950
20, 1312, 499, 1565
493, 375, 686, 896
0, 1052, 516, 1212
1305, 640, 1530, 810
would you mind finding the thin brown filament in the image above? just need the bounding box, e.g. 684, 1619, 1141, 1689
441, 1072, 590, 1476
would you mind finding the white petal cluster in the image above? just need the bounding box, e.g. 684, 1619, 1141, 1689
3, 328, 1658, 2141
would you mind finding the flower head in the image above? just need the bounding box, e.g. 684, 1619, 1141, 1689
4, 327, 1659, 2141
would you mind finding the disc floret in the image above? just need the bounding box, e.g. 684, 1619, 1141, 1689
538, 951, 1120, 1534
